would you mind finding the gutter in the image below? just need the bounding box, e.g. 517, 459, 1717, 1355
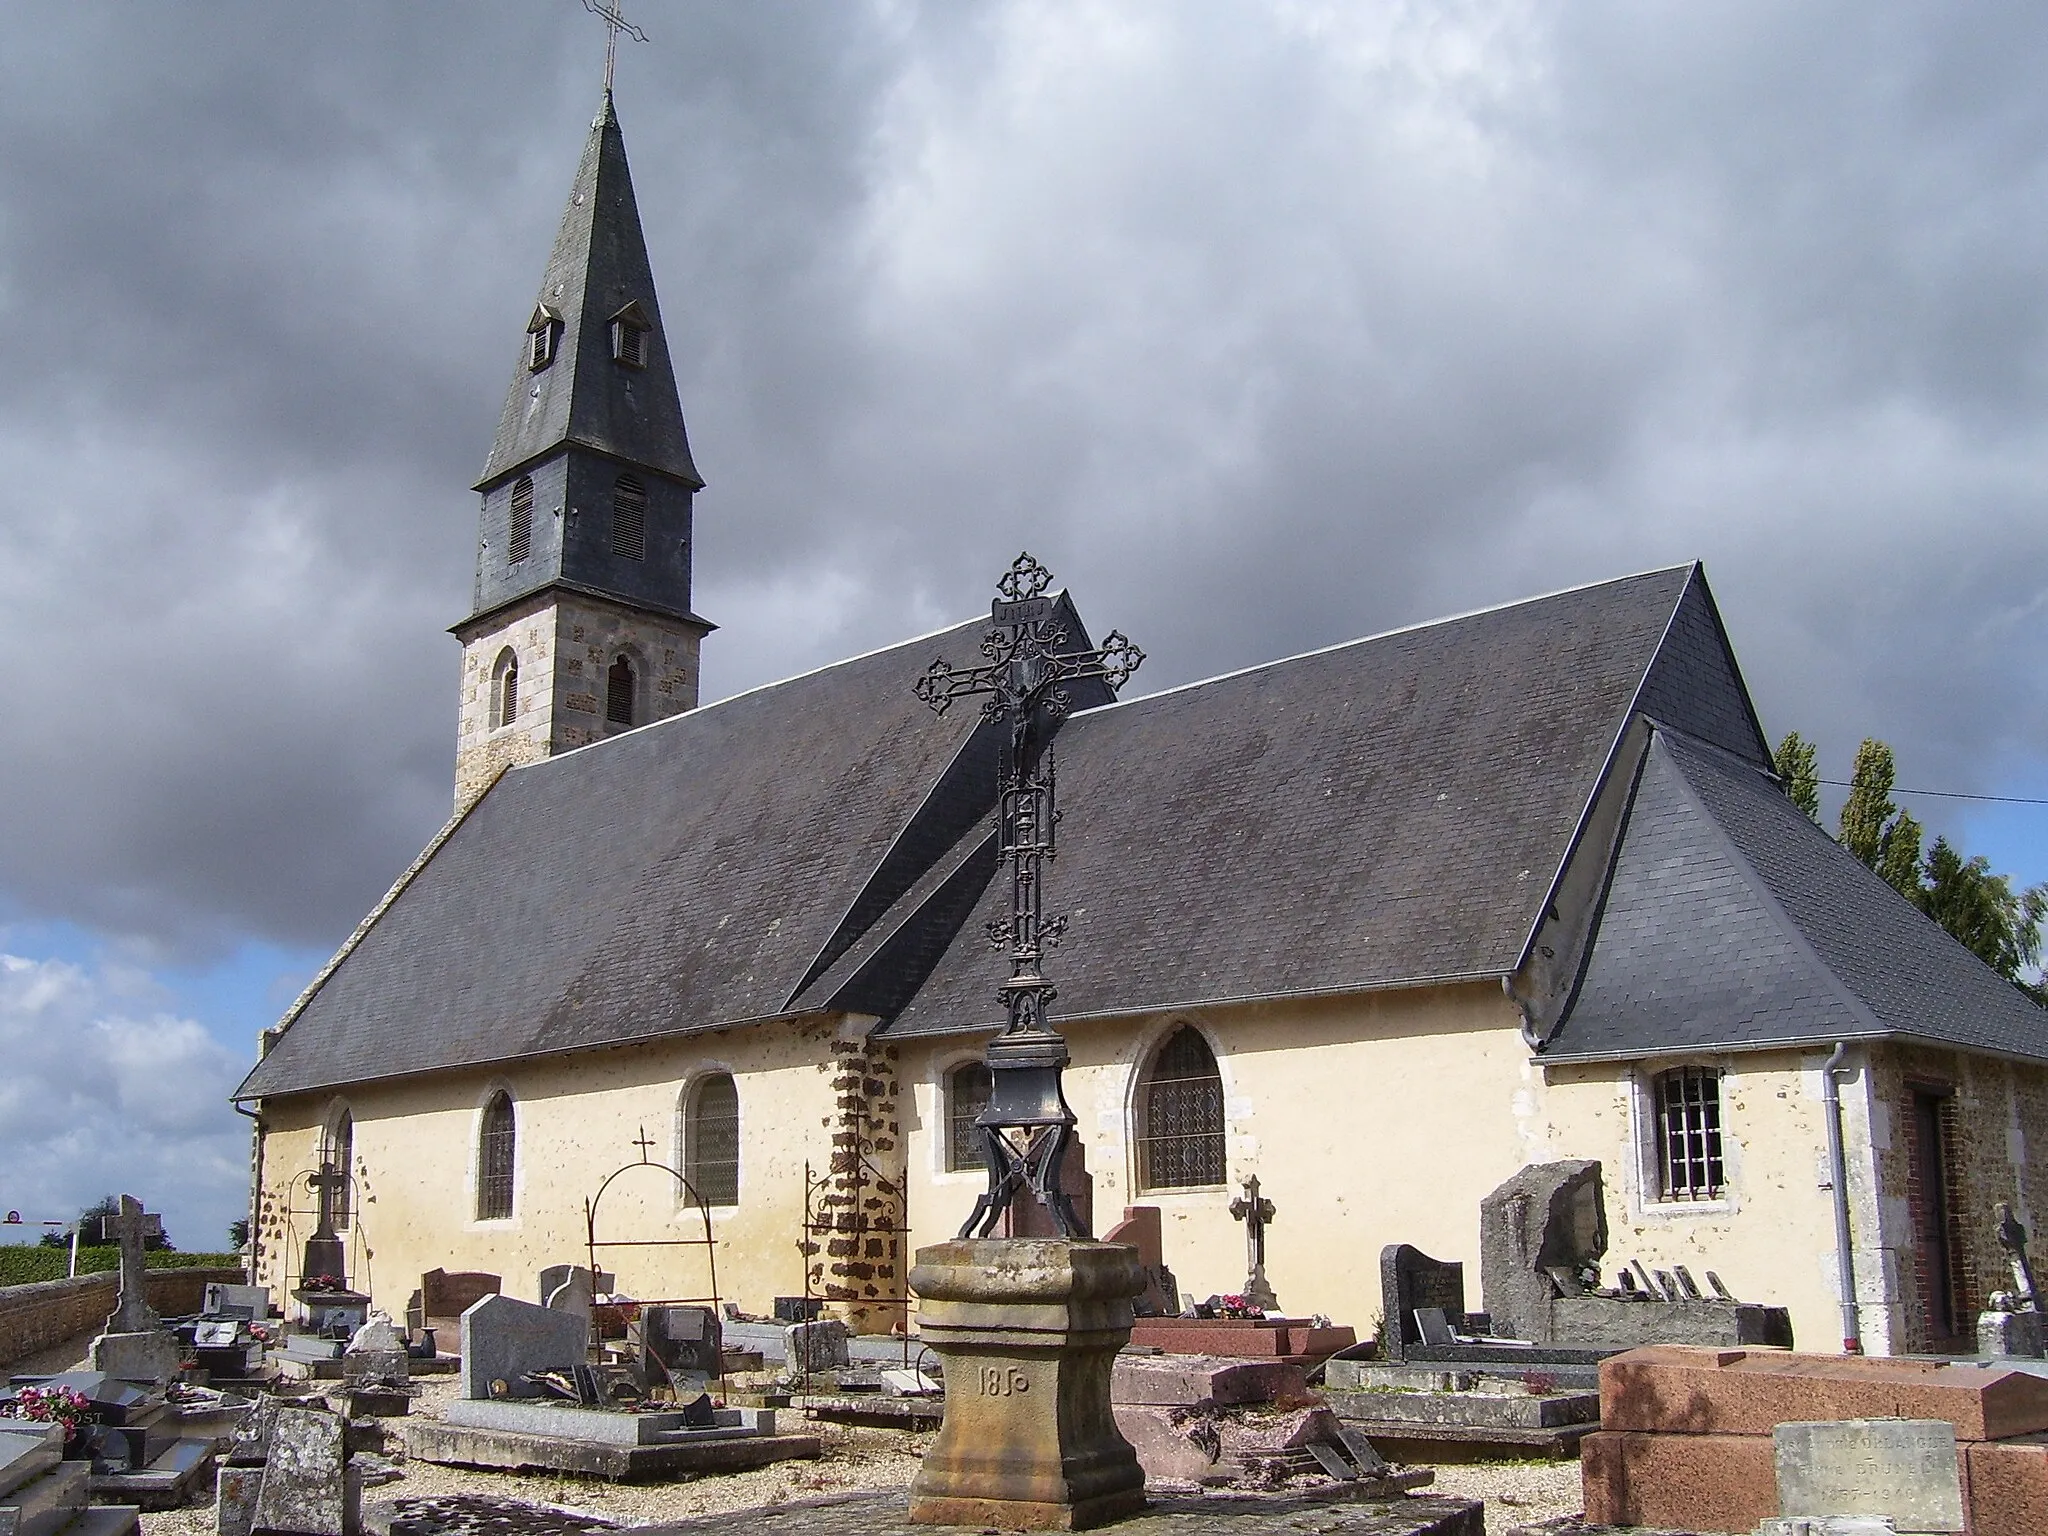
233, 1099, 265, 1287
1822, 1041, 1863, 1354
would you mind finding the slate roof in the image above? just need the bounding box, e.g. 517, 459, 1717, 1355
1543, 729, 2048, 1064
475, 94, 701, 493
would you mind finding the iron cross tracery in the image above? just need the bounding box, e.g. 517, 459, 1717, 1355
914, 553, 1145, 1239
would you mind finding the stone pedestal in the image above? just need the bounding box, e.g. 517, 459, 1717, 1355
908, 1239, 1146, 1531
90, 1330, 181, 1385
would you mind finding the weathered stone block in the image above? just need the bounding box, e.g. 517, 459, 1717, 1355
90, 1330, 181, 1385
1479, 1160, 1605, 1344
251, 1407, 352, 1536
1109, 1354, 1305, 1407
1773, 1418, 1962, 1533
1979, 1308, 2045, 1359
784, 1318, 851, 1372
0, 1459, 86, 1536
215, 1464, 261, 1536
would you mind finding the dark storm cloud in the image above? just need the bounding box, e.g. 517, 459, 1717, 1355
3, 2, 2046, 965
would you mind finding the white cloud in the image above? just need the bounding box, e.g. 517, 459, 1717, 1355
0, 954, 248, 1251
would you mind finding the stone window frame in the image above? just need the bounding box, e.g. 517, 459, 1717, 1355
472, 1083, 519, 1226
1128, 1019, 1230, 1196
936, 1056, 993, 1177
491, 647, 520, 730
677, 1066, 741, 1212
1626, 1058, 1740, 1218
605, 650, 641, 729
320, 1100, 355, 1233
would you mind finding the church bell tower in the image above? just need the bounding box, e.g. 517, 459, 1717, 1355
453, 93, 712, 806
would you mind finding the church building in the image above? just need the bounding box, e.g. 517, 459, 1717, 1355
234, 95, 2048, 1359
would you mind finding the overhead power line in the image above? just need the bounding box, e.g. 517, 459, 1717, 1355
1815, 779, 2048, 807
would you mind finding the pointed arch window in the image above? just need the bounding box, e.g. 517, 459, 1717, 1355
477, 1091, 516, 1221
606, 656, 637, 727
683, 1073, 740, 1207
322, 1109, 354, 1232
1135, 1025, 1225, 1191
611, 475, 646, 560
610, 301, 650, 369
491, 649, 520, 728
945, 1061, 993, 1173
508, 476, 534, 565
527, 305, 562, 371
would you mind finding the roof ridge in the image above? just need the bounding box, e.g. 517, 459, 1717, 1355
1074, 564, 1699, 720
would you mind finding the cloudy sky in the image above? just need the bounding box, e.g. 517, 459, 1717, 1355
3, 2, 2046, 1250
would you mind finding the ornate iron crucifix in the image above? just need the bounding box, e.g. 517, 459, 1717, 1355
915, 553, 1144, 1239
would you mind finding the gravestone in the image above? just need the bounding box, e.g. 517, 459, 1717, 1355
1479, 1159, 1606, 1343
1994, 1202, 2041, 1310
1229, 1174, 1279, 1313
203, 1283, 272, 1320
999, 1137, 1093, 1240
639, 1304, 723, 1383
342, 1317, 409, 1385
299, 1162, 349, 1289
409, 1269, 500, 1341
90, 1195, 181, 1383
1099, 1206, 1179, 1317
1773, 1418, 1964, 1533
1979, 1291, 2046, 1358
1378, 1244, 1466, 1362
251, 1406, 354, 1536
459, 1294, 589, 1400
537, 1265, 596, 1343
783, 1317, 851, 1373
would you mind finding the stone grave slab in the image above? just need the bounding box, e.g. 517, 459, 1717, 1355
641, 1305, 722, 1382
1126, 1317, 1356, 1363
1379, 1245, 1467, 1363
460, 1294, 588, 1401
1550, 1295, 1792, 1350
0, 1434, 59, 1501
442, 1399, 770, 1446
202, 1284, 272, 1320
252, 1407, 353, 1536
1774, 1418, 1963, 1533
1, 1459, 86, 1536
400, 1418, 822, 1480
782, 1318, 850, 1373
216, 1464, 261, 1536
1110, 1355, 1307, 1408
343, 1319, 410, 1385
1581, 1428, 1779, 1533
1599, 1346, 2048, 1440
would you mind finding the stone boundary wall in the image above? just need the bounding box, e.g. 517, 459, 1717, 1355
0, 1266, 245, 1368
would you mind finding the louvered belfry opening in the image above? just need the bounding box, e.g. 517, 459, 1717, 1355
1656, 1065, 1725, 1200
477, 1091, 516, 1220
508, 476, 533, 565
612, 316, 646, 368
606, 656, 636, 727
1136, 1025, 1225, 1190
946, 1061, 994, 1172
684, 1073, 740, 1206
612, 474, 646, 559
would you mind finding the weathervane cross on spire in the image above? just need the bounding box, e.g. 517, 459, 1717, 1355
580, 0, 649, 95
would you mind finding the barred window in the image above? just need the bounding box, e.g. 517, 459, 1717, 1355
612, 475, 645, 560
684, 1073, 740, 1207
1655, 1066, 1724, 1201
606, 656, 636, 726
493, 649, 519, 728
323, 1109, 353, 1231
477, 1091, 515, 1221
508, 476, 533, 565
946, 1061, 993, 1172
1136, 1026, 1225, 1191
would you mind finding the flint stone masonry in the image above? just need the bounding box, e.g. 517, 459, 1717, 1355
1774, 1419, 1963, 1533
460, 1295, 589, 1401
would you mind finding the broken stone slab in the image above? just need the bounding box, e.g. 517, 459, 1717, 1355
782, 1318, 850, 1373
1979, 1307, 2045, 1359
251, 1407, 355, 1536
1550, 1295, 1793, 1350
1774, 1419, 1963, 1534
90, 1331, 182, 1386
215, 1464, 261, 1536
459, 1294, 588, 1401
1110, 1354, 1308, 1407
344, 1389, 409, 1420
1479, 1159, 1606, 1345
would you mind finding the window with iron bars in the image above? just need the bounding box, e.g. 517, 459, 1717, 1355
946, 1061, 993, 1172
477, 1091, 516, 1220
1135, 1026, 1225, 1191
684, 1074, 740, 1207
1655, 1065, 1725, 1200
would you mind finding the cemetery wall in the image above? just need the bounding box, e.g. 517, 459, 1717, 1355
249, 1015, 845, 1321
0, 1267, 244, 1368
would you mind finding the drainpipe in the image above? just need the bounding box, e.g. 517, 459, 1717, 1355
1822, 1043, 1863, 1354
233, 1100, 265, 1287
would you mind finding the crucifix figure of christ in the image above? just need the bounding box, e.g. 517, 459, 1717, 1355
1230, 1174, 1279, 1312
914, 553, 1145, 1239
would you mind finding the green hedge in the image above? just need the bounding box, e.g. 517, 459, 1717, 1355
0, 1248, 245, 1288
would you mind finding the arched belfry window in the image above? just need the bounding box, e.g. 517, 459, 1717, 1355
946, 1061, 993, 1172
477, 1091, 515, 1221
322, 1109, 353, 1231
508, 476, 534, 565
683, 1073, 740, 1207
1135, 1025, 1225, 1191
606, 656, 636, 727
492, 649, 519, 728
611, 475, 646, 560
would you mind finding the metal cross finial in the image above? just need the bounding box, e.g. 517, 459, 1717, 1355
580, 0, 649, 95
914, 554, 1144, 1241
632, 1125, 657, 1163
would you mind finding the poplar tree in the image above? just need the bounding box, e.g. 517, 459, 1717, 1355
1775, 731, 1820, 822
1838, 738, 1898, 870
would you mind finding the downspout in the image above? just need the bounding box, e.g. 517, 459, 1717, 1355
1822, 1043, 1863, 1354
233, 1100, 265, 1288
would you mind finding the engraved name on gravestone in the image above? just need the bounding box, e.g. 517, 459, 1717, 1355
1773, 1418, 1964, 1534
1379, 1244, 1465, 1361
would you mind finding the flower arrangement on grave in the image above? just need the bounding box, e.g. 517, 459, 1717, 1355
303, 1273, 346, 1292
14, 1384, 92, 1436
1218, 1293, 1266, 1319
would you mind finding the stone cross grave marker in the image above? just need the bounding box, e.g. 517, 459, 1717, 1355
1229, 1175, 1278, 1312
107, 1196, 162, 1333
1994, 1201, 2040, 1310
1773, 1418, 1964, 1534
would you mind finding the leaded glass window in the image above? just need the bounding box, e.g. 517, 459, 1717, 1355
685, 1073, 740, 1207
477, 1091, 515, 1220
1136, 1026, 1225, 1190
946, 1061, 993, 1172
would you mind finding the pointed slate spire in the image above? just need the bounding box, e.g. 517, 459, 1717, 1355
477, 93, 701, 492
